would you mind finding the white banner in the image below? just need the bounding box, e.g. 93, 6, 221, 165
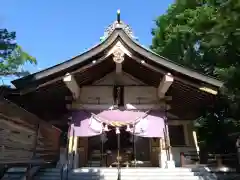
89, 116, 102, 133
134, 118, 148, 134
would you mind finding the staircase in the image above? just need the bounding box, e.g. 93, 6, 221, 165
68, 167, 212, 180
214, 172, 240, 180
87, 150, 101, 167
1, 167, 27, 180
87, 161, 101, 167
29, 167, 240, 180
33, 168, 62, 180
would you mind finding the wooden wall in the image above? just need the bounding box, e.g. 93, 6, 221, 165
79, 72, 158, 105
0, 98, 62, 163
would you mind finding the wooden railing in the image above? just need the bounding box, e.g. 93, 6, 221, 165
180, 151, 238, 168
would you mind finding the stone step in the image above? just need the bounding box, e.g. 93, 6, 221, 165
72, 167, 195, 173
87, 161, 102, 167
1, 168, 27, 180
213, 173, 240, 180
67, 168, 205, 180
33, 168, 61, 180
1, 173, 25, 180
36, 176, 203, 180
39, 168, 61, 172
33, 167, 228, 180
68, 176, 203, 180
7, 167, 27, 172
34, 177, 60, 180
37, 175, 203, 180
70, 172, 201, 176
36, 172, 61, 176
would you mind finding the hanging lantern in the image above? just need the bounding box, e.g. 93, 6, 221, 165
126, 124, 131, 132
103, 124, 109, 132
116, 127, 120, 134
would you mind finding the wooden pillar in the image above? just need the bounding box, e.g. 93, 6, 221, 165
164, 125, 172, 161
68, 135, 74, 168
180, 152, 185, 167
72, 136, 79, 169
78, 137, 88, 167
1, 145, 5, 160
183, 124, 190, 146
159, 138, 163, 167
150, 138, 159, 167
84, 138, 88, 166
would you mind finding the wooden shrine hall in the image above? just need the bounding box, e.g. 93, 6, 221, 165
2, 10, 223, 169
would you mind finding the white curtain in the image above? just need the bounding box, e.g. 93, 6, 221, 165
134, 118, 148, 135
89, 116, 102, 133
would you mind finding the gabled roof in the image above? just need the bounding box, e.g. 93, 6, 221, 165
7, 15, 225, 120
12, 20, 223, 89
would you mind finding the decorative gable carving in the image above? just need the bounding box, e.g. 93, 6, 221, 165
106, 41, 132, 64
112, 44, 125, 63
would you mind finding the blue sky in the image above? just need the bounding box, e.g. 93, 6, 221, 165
1, 0, 174, 85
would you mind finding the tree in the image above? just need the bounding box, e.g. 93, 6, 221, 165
0, 29, 37, 77
151, 0, 240, 152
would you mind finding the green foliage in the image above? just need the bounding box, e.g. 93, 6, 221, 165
0, 29, 37, 77
151, 0, 240, 152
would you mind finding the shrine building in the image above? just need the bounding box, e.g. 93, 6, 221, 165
5, 11, 223, 168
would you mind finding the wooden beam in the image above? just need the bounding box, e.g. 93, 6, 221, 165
115, 63, 122, 84
158, 73, 174, 99
130, 55, 220, 93
63, 73, 80, 99
116, 63, 122, 74
199, 87, 218, 95
67, 103, 171, 110
19, 54, 110, 95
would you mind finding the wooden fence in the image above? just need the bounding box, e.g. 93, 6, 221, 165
180, 151, 238, 168
0, 98, 62, 164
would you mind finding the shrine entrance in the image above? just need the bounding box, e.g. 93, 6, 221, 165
86, 126, 153, 167
105, 128, 132, 151
103, 127, 133, 167
72, 110, 166, 168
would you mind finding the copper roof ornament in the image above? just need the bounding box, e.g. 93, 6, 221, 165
117, 9, 121, 24
100, 10, 138, 41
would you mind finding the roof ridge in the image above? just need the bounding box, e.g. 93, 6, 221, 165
12, 27, 223, 88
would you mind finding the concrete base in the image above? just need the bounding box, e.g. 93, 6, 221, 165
165, 160, 176, 168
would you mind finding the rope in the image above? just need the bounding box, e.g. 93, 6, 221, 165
76, 103, 154, 127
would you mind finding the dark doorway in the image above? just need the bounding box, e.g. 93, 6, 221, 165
104, 128, 132, 151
